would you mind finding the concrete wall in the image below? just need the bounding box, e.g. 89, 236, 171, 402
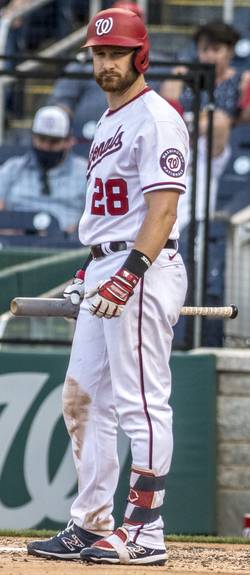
0, 247, 89, 316
191, 348, 250, 537
0, 349, 217, 534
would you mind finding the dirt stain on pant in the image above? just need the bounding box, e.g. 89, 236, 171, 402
84, 505, 113, 534
62, 376, 91, 461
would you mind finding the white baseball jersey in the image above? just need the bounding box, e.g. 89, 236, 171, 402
79, 87, 189, 246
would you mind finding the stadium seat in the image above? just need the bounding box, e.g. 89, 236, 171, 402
25, 0, 73, 49
216, 125, 250, 214
0, 210, 82, 249
228, 124, 250, 152
0, 147, 84, 249
234, 8, 250, 39
175, 220, 226, 348
0, 145, 30, 165
72, 142, 92, 159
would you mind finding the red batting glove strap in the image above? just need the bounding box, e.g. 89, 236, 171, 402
74, 269, 85, 281
98, 268, 139, 305
116, 268, 140, 287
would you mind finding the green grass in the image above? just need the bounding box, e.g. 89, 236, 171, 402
164, 534, 250, 544
0, 529, 57, 538
0, 529, 250, 544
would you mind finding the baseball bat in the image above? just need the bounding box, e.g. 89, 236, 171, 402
180, 305, 238, 318
10, 297, 238, 319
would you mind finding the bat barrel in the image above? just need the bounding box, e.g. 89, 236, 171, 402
11, 297, 80, 318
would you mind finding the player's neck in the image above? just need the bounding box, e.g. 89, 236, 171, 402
105, 74, 147, 111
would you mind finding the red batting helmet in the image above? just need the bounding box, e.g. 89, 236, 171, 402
82, 8, 149, 73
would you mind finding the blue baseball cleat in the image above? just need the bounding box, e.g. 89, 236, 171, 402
27, 519, 103, 560
80, 526, 167, 565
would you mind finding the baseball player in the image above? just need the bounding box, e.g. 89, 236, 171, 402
27, 7, 189, 566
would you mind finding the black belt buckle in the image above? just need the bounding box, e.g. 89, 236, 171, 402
91, 241, 128, 260
164, 239, 178, 250
91, 245, 104, 260
110, 241, 127, 252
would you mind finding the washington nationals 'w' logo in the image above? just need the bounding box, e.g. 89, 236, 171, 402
95, 18, 113, 36
160, 148, 185, 178
0, 371, 130, 530
168, 157, 179, 169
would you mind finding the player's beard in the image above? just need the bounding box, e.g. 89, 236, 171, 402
94, 65, 140, 93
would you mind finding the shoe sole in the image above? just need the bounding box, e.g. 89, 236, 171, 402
27, 549, 80, 560
81, 553, 167, 565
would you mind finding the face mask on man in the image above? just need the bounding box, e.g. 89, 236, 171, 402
32, 146, 65, 170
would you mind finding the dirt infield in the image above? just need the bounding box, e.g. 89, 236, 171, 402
1, 538, 250, 574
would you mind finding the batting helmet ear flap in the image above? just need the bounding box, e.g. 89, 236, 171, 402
132, 47, 141, 70
133, 46, 149, 74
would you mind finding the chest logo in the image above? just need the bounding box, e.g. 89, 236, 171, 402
87, 125, 124, 179
160, 148, 185, 178
95, 18, 113, 36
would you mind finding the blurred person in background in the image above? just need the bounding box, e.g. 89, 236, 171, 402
111, 0, 145, 20
0, 0, 73, 117
160, 21, 250, 348
160, 21, 250, 231
0, 105, 88, 234
0, 0, 32, 64
0, 0, 73, 58
0, 0, 31, 28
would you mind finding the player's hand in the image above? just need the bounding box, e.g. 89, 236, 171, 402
85, 268, 139, 319
63, 269, 85, 305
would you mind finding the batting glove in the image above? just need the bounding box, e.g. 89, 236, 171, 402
63, 269, 85, 305
85, 268, 139, 319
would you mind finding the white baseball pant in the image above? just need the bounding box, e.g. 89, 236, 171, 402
62, 248, 187, 546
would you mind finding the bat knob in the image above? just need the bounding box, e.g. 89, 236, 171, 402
230, 305, 238, 319
11, 300, 18, 314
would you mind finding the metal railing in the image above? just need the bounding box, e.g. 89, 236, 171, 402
0, 0, 104, 144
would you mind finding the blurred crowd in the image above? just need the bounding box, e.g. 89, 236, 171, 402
0, 0, 250, 346
0, 0, 115, 50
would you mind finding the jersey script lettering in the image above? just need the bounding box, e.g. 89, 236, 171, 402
87, 125, 124, 179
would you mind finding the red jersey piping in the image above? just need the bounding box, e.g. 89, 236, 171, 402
142, 182, 186, 191
106, 87, 151, 116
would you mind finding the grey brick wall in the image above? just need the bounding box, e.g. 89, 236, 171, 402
191, 348, 250, 537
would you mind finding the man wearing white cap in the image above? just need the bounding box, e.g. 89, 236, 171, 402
0, 105, 88, 233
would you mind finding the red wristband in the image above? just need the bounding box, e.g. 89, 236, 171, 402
74, 269, 85, 280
